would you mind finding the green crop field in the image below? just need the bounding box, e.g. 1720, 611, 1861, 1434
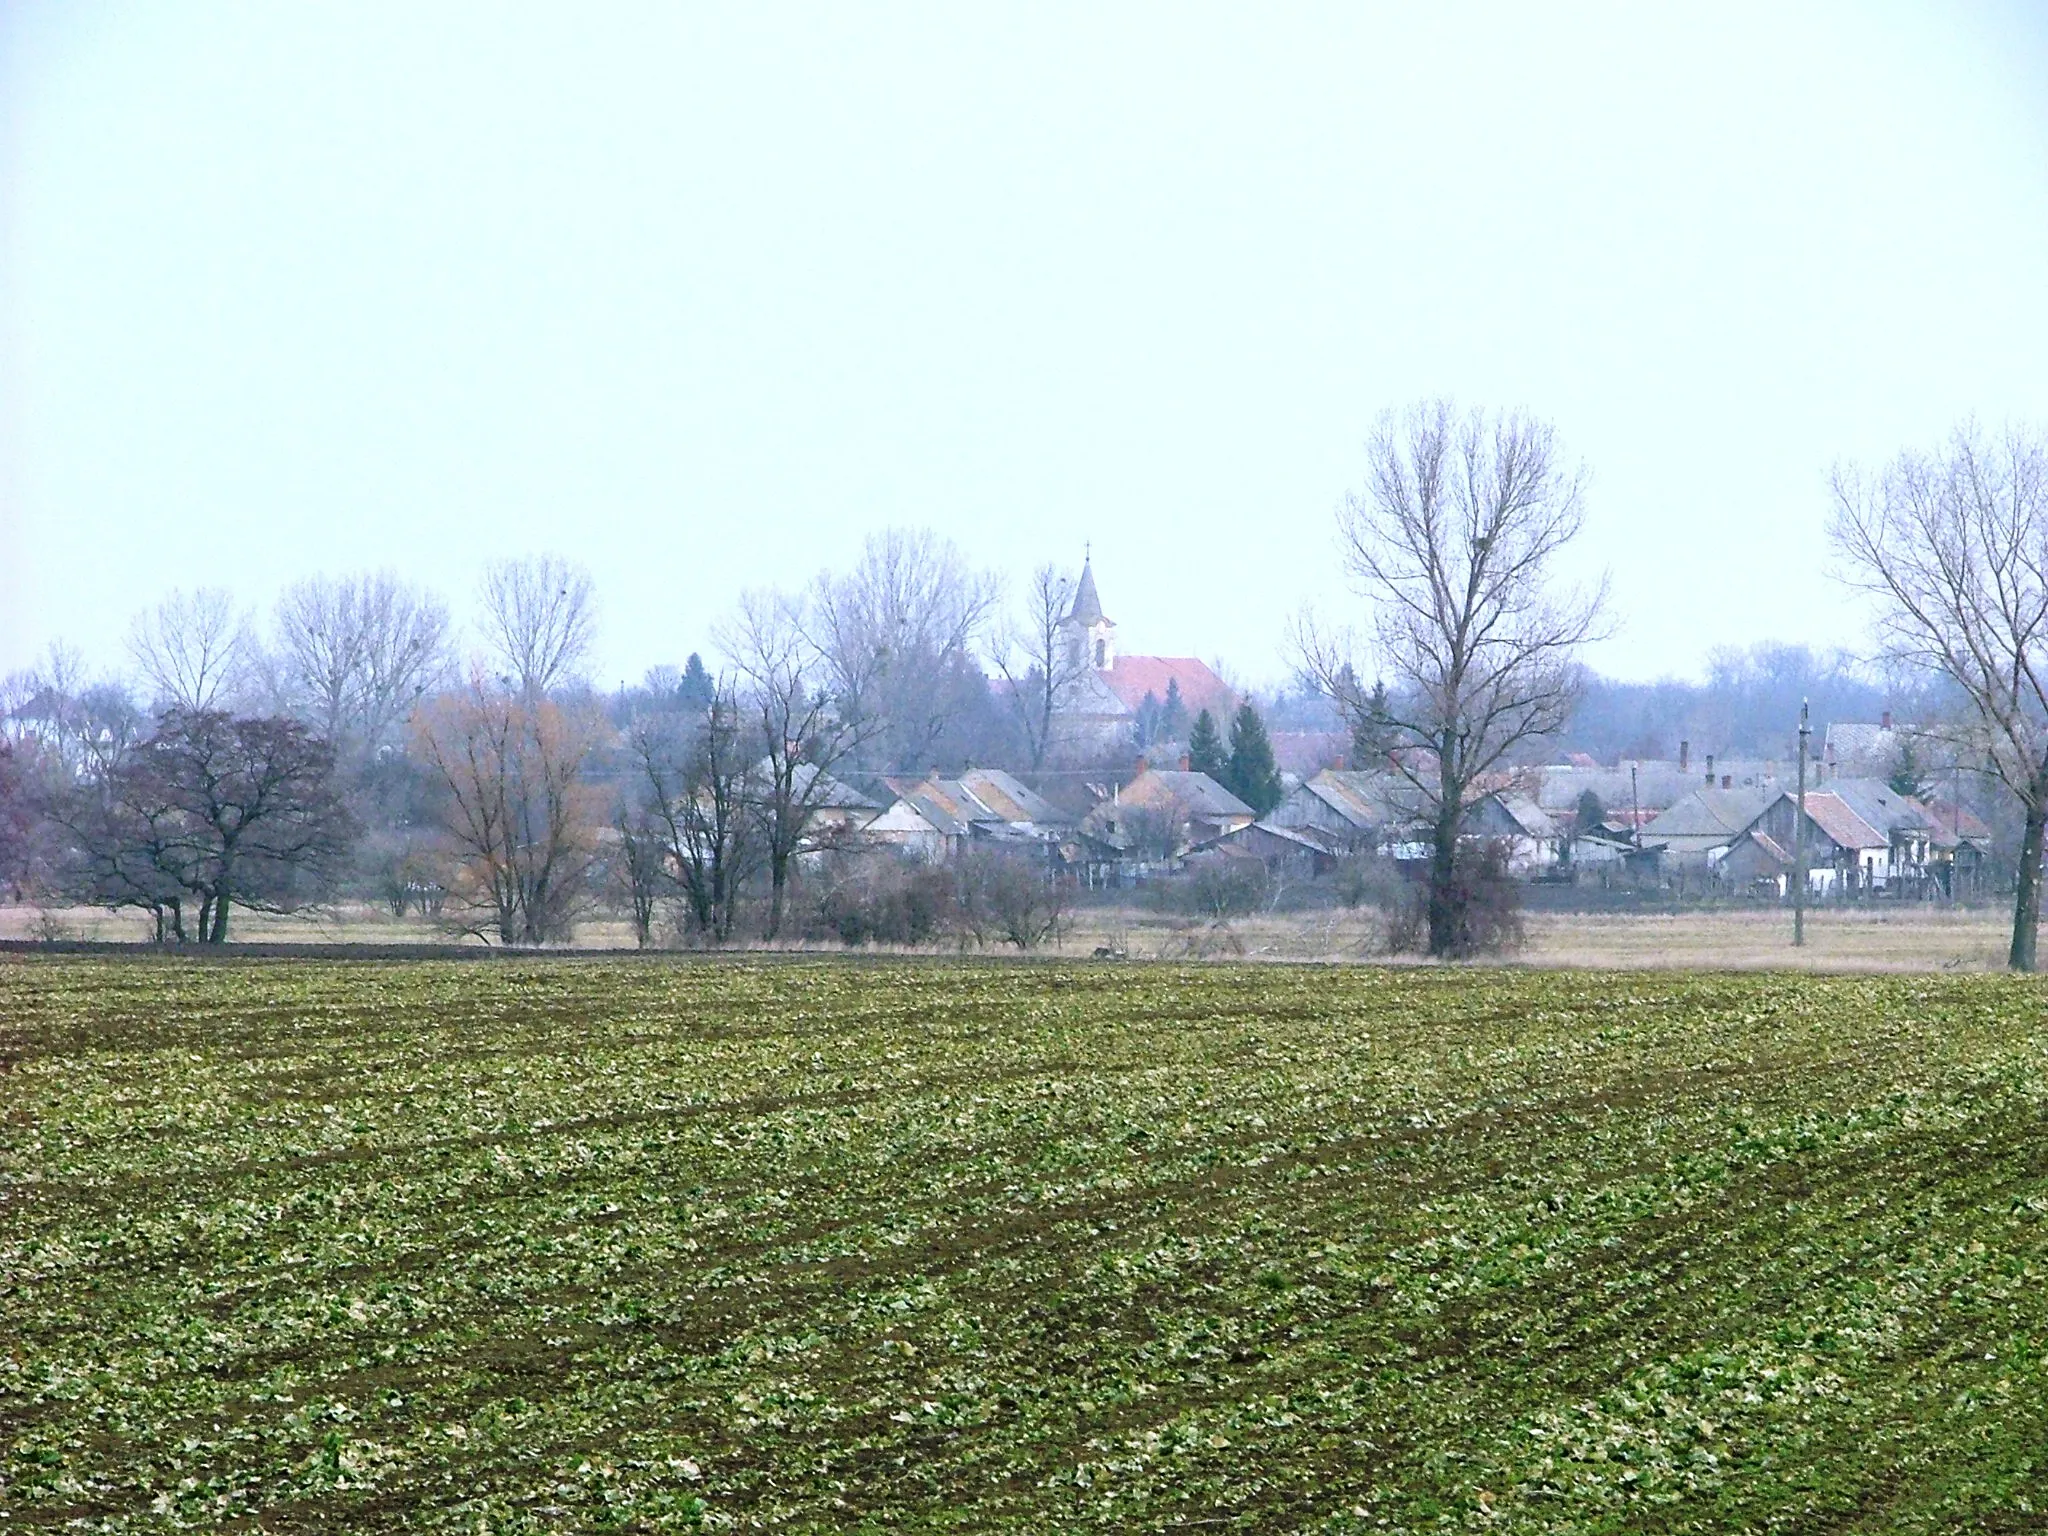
5, 958, 2048, 1533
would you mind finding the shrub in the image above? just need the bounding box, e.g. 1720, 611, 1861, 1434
809, 859, 957, 946
956, 849, 1068, 950
1176, 858, 1270, 920
1381, 839, 1524, 958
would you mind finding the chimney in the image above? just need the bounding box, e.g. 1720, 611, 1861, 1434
1679, 740, 1690, 772
1881, 709, 1893, 731
1331, 753, 1346, 771
1722, 774, 1732, 789
1704, 753, 1715, 785
1134, 754, 1149, 775
1178, 753, 1191, 772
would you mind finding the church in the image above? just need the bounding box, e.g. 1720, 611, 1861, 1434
1049, 557, 1237, 760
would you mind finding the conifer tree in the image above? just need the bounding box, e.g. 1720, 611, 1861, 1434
1349, 678, 1395, 766
1187, 708, 1227, 778
1160, 677, 1189, 742
1225, 702, 1283, 815
1887, 735, 1926, 798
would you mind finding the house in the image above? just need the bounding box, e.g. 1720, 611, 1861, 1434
1467, 794, 1563, 874
1185, 820, 1338, 883
1047, 559, 1238, 758
866, 768, 1070, 864
1268, 768, 1423, 852
769, 763, 880, 840
1638, 786, 1778, 875
1726, 780, 1926, 896
1821, 714, 1903, 781
1076, 768, 1254, 883
1532, 747, 1780, 831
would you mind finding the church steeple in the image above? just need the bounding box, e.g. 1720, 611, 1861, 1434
1061, 552, 1116, 671
1067, 554, 1108, 628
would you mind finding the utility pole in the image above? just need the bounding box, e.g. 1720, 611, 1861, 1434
1793, 699, 1810, 947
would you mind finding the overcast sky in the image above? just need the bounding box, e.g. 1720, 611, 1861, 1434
4, 3, 2047, 692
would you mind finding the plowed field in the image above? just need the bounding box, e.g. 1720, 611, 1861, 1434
5, 958, 2047, 1531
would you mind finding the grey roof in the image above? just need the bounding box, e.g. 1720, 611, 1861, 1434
1644, 786, 1777, 841
1823, 723, 1900, 777
1133, 769, 1253, 818
764, 761, 879, 810
1493, 794, 1559, 839
1531, 763, 1701, 815
1823, 777, 1934, 836
1301, 769, 1424, 829
1065, 559, 1109, 627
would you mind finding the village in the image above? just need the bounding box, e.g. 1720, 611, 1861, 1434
776, 559, 1997, 910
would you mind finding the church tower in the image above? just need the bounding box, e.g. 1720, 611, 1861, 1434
1062, 556, 1116, 672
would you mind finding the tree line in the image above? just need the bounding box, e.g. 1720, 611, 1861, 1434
5, 406, 2047, 968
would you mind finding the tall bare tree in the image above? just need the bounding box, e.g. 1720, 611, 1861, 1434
805, 529, 998, 772
1300, 401, 1605, 957
411, 677, 603, 944
630, 679, 755, 942
1830, 423, 2048, 970
720, 591, 873, 938
274, 572, 450, 752
478, 555, 598, 698
128, 588, 251, 713
994, 564, 1089, 770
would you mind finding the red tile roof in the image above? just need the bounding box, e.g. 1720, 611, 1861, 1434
1099, 656, 1237, 721
1800, 791, 1888, 851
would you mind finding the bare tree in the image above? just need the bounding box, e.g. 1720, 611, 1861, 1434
1300, 401, 1605, 957
46, 709, 356, 942
719, 591, 874, 938
631, 680, 755, 942
994, 564, 1090, 771
478, 555, 598, 698
411, 677, 603, 944
274, 572, 450, 752
128, 588, 251, 713
1830, 423, 2048, 970
805, 529, 998, 772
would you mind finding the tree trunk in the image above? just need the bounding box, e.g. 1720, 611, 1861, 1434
1426, 799, 1460, 958
767, 855, 788, 939
209, 891, 230, 943
2010, 798, 2045, 972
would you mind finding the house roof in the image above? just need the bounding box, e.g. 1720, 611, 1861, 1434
879, 768, 1072, 837
955, 768, 1067, 826
1065, 560, 1110, 627
1796, 791, 1890, 851
1823, 778, 1935, 838
1099, 656, 1236, 721
770, 762, 879, 810
1823, 722, 1899, 777
1643, 786, 1778, 842
1302, 768, 1421, 829
1122, 768, 1253, 819
1736, 829, 1793, 868
1192, 820, 1334, 860
1529, 763, 1705, 816
1920, 797, 1994, 847
1492, 794, 1559, 839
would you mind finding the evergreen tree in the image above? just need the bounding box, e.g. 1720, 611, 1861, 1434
1187, 709, 1227, 778
1574, 788, 1606, 835
1225, 702, 1283, 815
1887, 735, 1926, 798
1135, 690, 1162, 748
1160, 677, 1189, 742
1349, 678, 1395, 767
679, 653, 714, 712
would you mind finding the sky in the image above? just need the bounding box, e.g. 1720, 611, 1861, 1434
3, 3, 2047, 693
